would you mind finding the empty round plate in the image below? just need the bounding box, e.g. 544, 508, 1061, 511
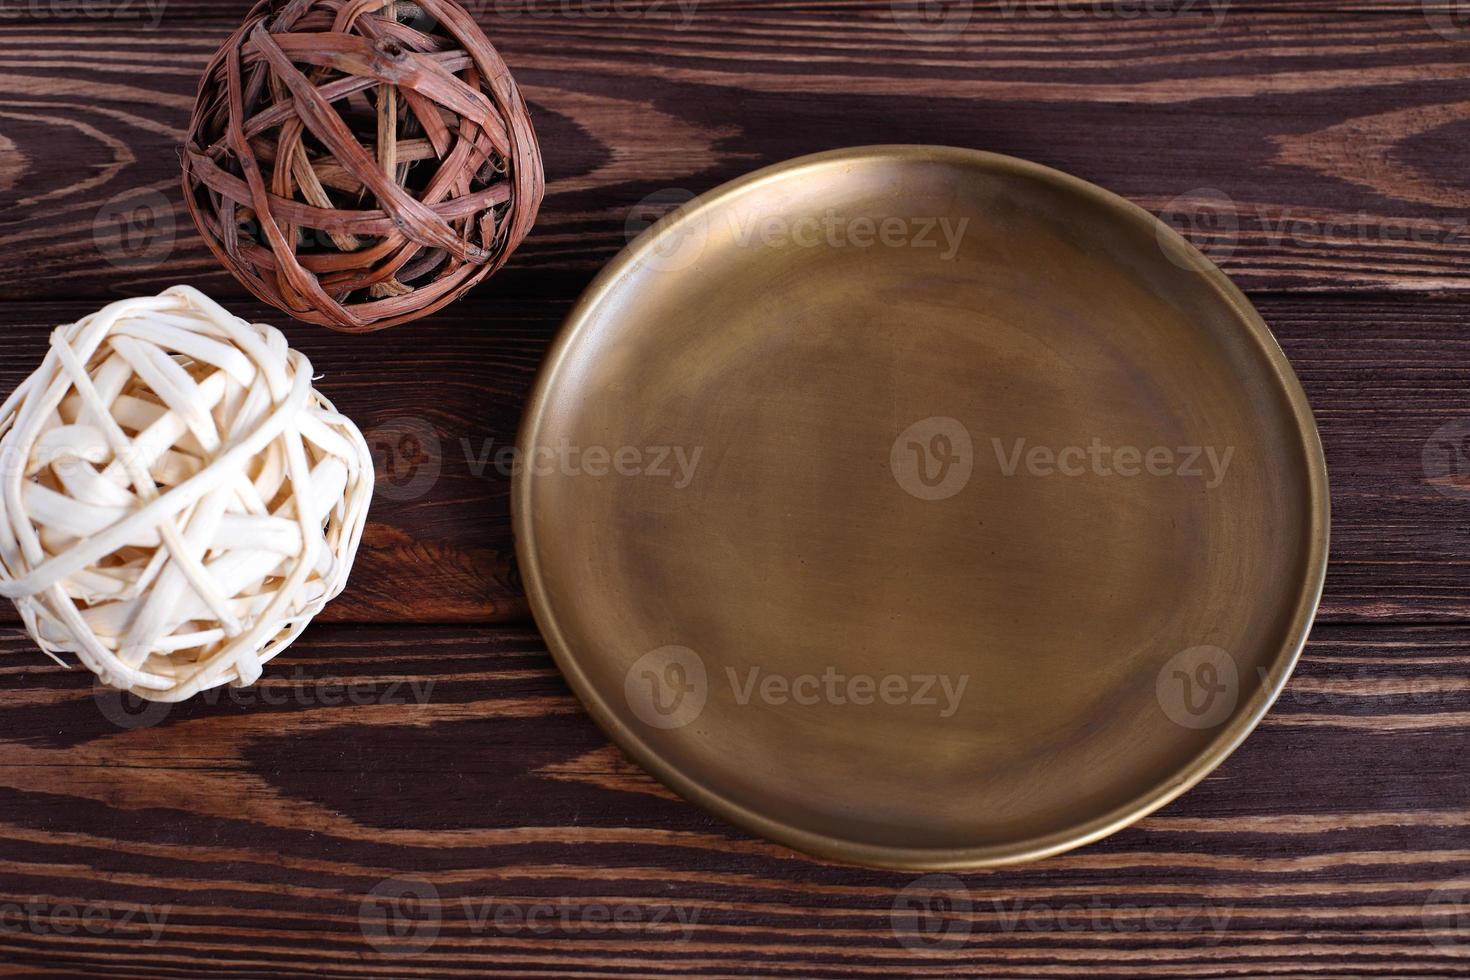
514, 146, 1328, 869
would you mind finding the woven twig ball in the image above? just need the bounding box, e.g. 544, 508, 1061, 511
0, 287, 374, 702
182, 0, 544, 332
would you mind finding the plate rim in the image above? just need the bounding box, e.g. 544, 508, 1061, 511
513, 144, 1331, 870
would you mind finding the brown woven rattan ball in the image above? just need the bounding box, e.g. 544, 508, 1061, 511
182, 0, 543, 332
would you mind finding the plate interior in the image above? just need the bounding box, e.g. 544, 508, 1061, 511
516, 148, 1326, 866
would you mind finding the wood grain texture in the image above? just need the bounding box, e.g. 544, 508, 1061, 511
0, 6, 1468, 298
2, 0, 1469, 975
1, 621, 1470, 977
4, 292, 1470, 624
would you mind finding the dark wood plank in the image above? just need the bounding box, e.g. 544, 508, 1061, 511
0, 294, 550, 623
3, 291, 1469, 624
0, 0, 1452, 26
2, 2, 1467, 977
0, 620, 1469, 976
1, 8, 1469, 300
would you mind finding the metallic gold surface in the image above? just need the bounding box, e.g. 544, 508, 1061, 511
514, 146, 1329, 869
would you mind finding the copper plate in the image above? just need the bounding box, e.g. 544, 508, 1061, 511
514, 146, 1329, 869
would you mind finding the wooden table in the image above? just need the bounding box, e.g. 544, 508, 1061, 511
2, 0, 1469, 975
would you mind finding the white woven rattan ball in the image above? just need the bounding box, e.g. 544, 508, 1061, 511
0, 286, 374, 702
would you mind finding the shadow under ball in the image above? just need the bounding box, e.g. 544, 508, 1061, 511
181, 0, 544, 332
